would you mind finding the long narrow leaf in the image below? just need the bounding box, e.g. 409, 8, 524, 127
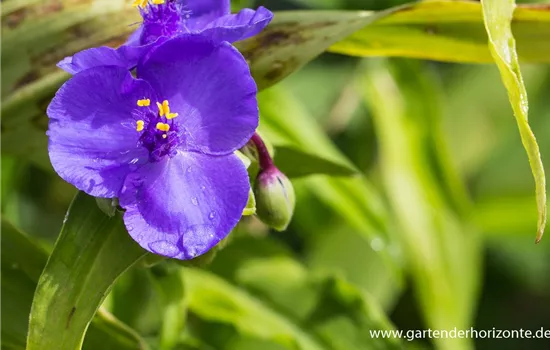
27, 192, 148, 350
480, 0, 547, 242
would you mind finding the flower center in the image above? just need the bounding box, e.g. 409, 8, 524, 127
135, 98, 181, 162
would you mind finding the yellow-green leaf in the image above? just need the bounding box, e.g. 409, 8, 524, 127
330, 0, 550, 64
480, 0, 547, 242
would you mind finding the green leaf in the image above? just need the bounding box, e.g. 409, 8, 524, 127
1, 218, 148, 350
329, 1, 550, 64
150, 264, 187, 350
85, 309, 149, 350
358, 58, 481, 350
274, 146, 357, 178
1, 156, 21, 209
258, 86, 403, 285
202, 236, 402, 350
474, 195, 541, 236
480, 0, 547, 242
110, 267, 163, 335
1, 1, 137, 98
27, 192, 148, 350
243, 189, 257, 216
1, 219, 48, 349
235, 10, 375, 90
257, 87, 358, 176
291, 193, 402, 309
186, 267, 324, 350
231, 0, 255, 12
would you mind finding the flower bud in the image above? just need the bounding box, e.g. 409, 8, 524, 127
254, 166, 295, 231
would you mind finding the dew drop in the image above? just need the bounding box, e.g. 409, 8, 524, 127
201, 185, 206, 191
180, 224, 216, 259
186, 166, 192, 173
62, 211, 70, 224
186, 247, 197, 258
208, 211, 216, 220
191, 197, 198, 206
148, 240, 180, 257
370, 237, 385, 252
129, 158, 139, 165
126, 225, 134, 232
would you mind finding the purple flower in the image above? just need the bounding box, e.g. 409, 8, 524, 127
59, 0, 273, 75
47, 35, 258, 259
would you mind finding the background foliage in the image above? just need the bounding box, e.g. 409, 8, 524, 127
2, 0, 550, 349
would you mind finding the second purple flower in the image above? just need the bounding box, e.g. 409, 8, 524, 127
59, 0, 273, 75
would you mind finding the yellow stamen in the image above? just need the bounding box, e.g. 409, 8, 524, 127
156, 122, 170, 132
137, 98, 150, 107
132, 0, 163, 8
156, 100, 178, 119
166, 112, 179, 120
132, 0, 148, 8
157, 100, 169, 117
136, 120, 145, 132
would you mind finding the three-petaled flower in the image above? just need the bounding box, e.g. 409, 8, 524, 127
48, 36, 258, 259
59, 0, 273, 74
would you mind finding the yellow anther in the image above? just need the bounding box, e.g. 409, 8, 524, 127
132, 0, 163, 8
136, 120, 145, 132
156, 100, 178, 119
156, 122, 170, 132
157, 100, 169, 117
132, 0, 148, 8
166, 112, 179, 120
137, 98, 150, 107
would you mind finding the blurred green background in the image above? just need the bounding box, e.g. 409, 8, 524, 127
3, 0, 550, 349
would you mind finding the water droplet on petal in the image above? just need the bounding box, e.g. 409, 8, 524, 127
180, 224, 217, 260
186, 247, 197, 258
148, 240, 180, 257
126, 225, 134, 232
209, 211, 216, 220
186, 166, 192, 173
129, 158, 139, 164
191, 197, 198, 206
201, 185, 206, 191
